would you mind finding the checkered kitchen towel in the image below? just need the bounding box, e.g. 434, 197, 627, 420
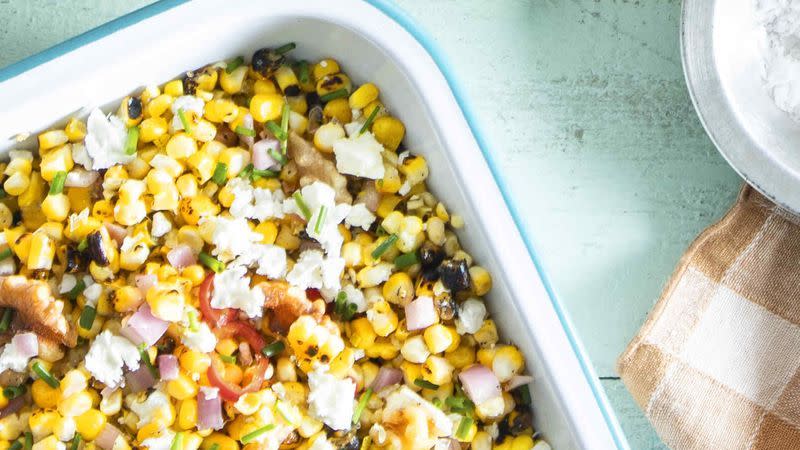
618, 186, 800, 450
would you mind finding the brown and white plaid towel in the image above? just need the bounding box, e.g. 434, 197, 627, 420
618, 186, 800, 450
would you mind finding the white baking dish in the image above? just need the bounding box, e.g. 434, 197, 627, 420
0, 1, 628, 448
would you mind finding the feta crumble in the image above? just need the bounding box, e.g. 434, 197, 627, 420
181, 321, 217, 353
211, 265, 266, 318
284, 181, 351, 257
59, 274, 77, 294
151, 212, 173, 238
84, 331, 140, 387
381, 386, 452, 437
286, 249, 345, 292
235, 244, 287, 279
227, 177, 285, 221
333, 131, 386, 179
455, 298, 487, 335
341, 283, 368, 313
0, 334, 37, 373
345, 203, 376, 231
307, 366, 355, 430
210, 216, 264, 262
71, 143, 93, 170
140, 430, 175, 450
84, 108, 134, 170
129, 390, 172, 427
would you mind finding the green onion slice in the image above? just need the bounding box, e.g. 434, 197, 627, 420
252, 168, 279, 180
226, 56, 244, 73
138, 344, 158, 378
413, 378, 439, 390
79, 305, 96, 330
517, 384, 532, 406
77, 238, 88, 252
319, 88, 349, 103
261, 341, 285, 358
49, 171, 67, 195
32, 362, 59, 388
235, 125, 256, 137
3, 385, 25, 400
280, 103, 291, 153
314, 205, 327, 234
187, 309, 200, 332
219, 354, 236, 364
0, 308, 11, 332
178, 108, 192, 134
292, 192, 311, 220
359, 105, 381, 135
394, 252, 419, 269
124, 126, 139, 155
266, 121, 287, 141
199, 252, 226, 273
432, 397, 443, 409
455, 416, 474, 440
297, 60, 310, 84
274, 42, 296, 54
66, 278, 87, 301
268, 147, 288, 166
0, 248, 12, 262
211, 162, 228, 185
371, 234, 398, 259
352, 388, 373, 424
170, 432, 183, 450
70, 434, 82, 450
24, 432, 32, 450
241, 424, 275, 444
9, 440, 22, 450
334, 291, 356, 321
239, 163, 255, 179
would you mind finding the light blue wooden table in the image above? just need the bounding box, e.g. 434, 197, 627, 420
0, 1, 743, 448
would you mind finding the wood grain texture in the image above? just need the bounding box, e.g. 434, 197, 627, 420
0, 1, 743, 448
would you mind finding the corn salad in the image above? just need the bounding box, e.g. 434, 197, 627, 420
0, 43, 550, 450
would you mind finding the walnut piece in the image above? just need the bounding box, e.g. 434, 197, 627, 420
258, 280, 324, 334
288, 132, 352, 204
0, 276, 76, 346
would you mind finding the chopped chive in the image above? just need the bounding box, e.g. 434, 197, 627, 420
66, 278, 86, 301
252, 168, 279, 180
274, 42, 296, 54
32, 362, 59, 388
0, 248, 12, 262
199, 252, 226, 273
239, 163, 254, 179
178, 108, 192, 134
170, 432, 183, 450
292, 192, 311, 220
268, 147, 288, 166
314, 205, 327, 234
124, 126, 139, 155
297, 60, 310, 84
394, 252, 419, 269
211, 162, 228, 185
414, 378, 439, 390
319, 88, 349, 103
70, 434, 82, 450
210, 445, 220, 450
280, 103, 290, 153
261, 341, 285, 358
334, 290, 356, 321
371, 234, 398, 259
3, 385, 25, 399
0, 308, 11, 332
432, 397, 443, 409
226, 56, 244, 73
79, 305, 96, 330
0, 187, 6, 198
219, 354, 236, 364
235, 125, 256, 137
352, 387, 373, 424
138, 344, 158, 378
266, 121, 287, 141
187, 309, 199, 332
23, 432, 32, 450
445, 394, 474, 414
517, 384, 532, 406
49, 171, 67, 195
359, 105, 381, 135
274, 400, 294, 424
455, 416, 474, 440
77, 238, 88, 251
9, 440, 22, 450
241, 424, 275, 444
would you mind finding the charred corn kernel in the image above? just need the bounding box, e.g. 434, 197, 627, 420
18, 172, 46, 208
376, 164, 402, 194
41, 194, 70, 222
59, 391, 92, 417
74, 409, 106, 441
382, 272, 414, 305
342, 241, 362, 268
65, 118, 87, 142
313, 122, 345, 153
250, 94, 284, 122
322, 98, 352, 124
168, 372, 198, 400
38, 130, 69, 151
204, 99, 239, 123
3, 172, 29, 197
422, 355, 454, 385
0, 391, 7, 410
186, 150, 216, 183
286, 95, 307, 115
220, 66, 248, 94
9, 231, 31, 263
200, 433, 239, 450
253, 79, 278, 95
66, 187, 92, 213
164, 79, 184, 97
366, 301, 398, 337
477, 347, 496, 368
218, 147, 250, 177
119, 236, 150, 271
232, 393, 261, 416
179, 349, 211, 375
166, 133, 198, 159
313, 59, 340, 79
492, 345, 524, 382
356, 263, 394, 288
91, 200, 114, 220
40, 145, 74, 181
288, 110, 309, 134
371, 116, 405, 151
349, 83, 379, 110
423, 324, 454, 354
146, 283, 186, 321
401, 361, 423, 388
401, 335, 430, 364
77, 313, 104, 338
113, 285, 144, 312
177, 398, 198, 430
469, 266, 492, 296
510, 436, 535, 450
474, 320, 499, 346
276, 357, 297, 382
179, 194, 220, 225
31, 379, 60, 409
192, 120, 217, 142
274, 65, 301, 95
216, 338, 237, 356
399, 157, 428, 191
472, 432, 493, 450
139, 117, 169, 143
376, 195, 402, 218
316, 73, 352, 97
176, 173, 199, 198
365, 337, 400, 360
253, 221, 278, 245
136, 423, 160, 441
181, 264, 205, 286
349, 321, 377, 355
275, 223, 299, 250
329, 347, 360, 378
27, 231, 55, 270
288, 315, 345, 372
177, 226, 204, 253
147, 94, 174, 118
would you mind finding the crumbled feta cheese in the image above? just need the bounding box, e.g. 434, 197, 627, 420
151, 212, 173, 238
83, 283, 102, 307
333, 131, 385, 179
211, 265, 266, 318
71, 143, 93, 170
235, 244, 287, 279
307, 366, 355, 430
0, 334, 37, 373
200, 386, 219, 400
381, 386, 452, 437
398, 151, 411, 165
341, 284, 367, 313
345, 203, 376, 231
59, 274, 77, 294
84, 108, 134, 169
344, 120, 364, 137
171, 96, 205, 131
286, 250, 345, 292
287, 182, 351, 257
181, 321, 217, 353
140, 430, 175, 450
129, 390, 172, 427
84, 331, 140, 387
398, 180, 412, 196
455, 298, 487, 335
227, 177, 285, 221
210, 216, 264, 262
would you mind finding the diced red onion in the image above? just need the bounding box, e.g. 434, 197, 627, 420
103, 222, 127, 247
95, 423, 122, 450
167, 244, 196, 269
505, 375, 534, 391
371, 366, 403, 392
124, 364, 155, 393
120, 304, 169, 347
405, 296, 437, 331
458, 364, 502, 405
240, 114, 255, 149
238, 342, 252, 367
197, 389, 224, 430
158, 354, 179, 380
0, 396, 25, 419
14, 332, 39, 359
135, 274, 158, 295
64, 168, 100, 188
252, 138, 280, 170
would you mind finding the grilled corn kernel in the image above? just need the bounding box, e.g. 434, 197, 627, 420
492, 345, 524, 382
29, 410, 57, 442
113, 285, 144, 312
366, 301, 398, 337
74, 409, 106, 441
382, 272, 414, 305
376, 195, 402, 218
38, 130, 69, 151
422, 355, 454, 385
27, 231, 55, 271
204, 99, 239, 123
286, 95, 307, 115
423, 324, 454, 354
371, 116, 405, 151
41, 194, 70, 222
164, 79, 184, 97
313, 59, 340, 79
274, 65, 301, 95
146, 283, 186, 321
181, 264, 205, 287
179, 349, 211, 375
168, 372, 199, 400
323, 98, 352, 124
316, 73, 352, 97
3, 172, 29, 197
276, 357, 297, 382
220, 66, 249, 94
469, 266, 492, 296
376, 164, 402, 194
218, 147, 250, 178
251, 221, 277, 245
40, 145, 74, 181
254, 79, 278, 95
250, 94, 284, 122
401, 335, 430, 364
166, 133, 198, 160
18, 171, 46, 208
313, 122, 345, 153
342, 241, 362, 268
399, 155, 429, 188
474, 320, 499, 347
476, 347, 496, 368
178, 398, 198, 430
179, 194, 220, 225
200, 433, 239, 450
147, 94, 174, 118
65, 118, 87, 142
349, 83, 379, 110
31, 379, 60, 409
288, 315, 345, 372
139, 117, 169, 143
186, 150, 216, 183
192, 119, 217, 142
59, 391, 92, 418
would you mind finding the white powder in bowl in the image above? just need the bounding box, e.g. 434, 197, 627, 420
756, 0, 800, 121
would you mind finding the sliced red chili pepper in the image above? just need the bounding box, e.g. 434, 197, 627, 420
198, 272, 236, 327
207, 353, 268, 402
214, 319, 266, 354
305, 288, 322, 300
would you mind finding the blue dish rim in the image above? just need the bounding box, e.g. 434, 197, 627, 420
0, 1, 630, 448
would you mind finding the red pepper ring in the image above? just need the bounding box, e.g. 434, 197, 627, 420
214, 320, 266, 354
198, 272, 236, 327
207, 353, 268, 402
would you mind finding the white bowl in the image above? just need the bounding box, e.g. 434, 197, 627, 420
0, 1, 627, 448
